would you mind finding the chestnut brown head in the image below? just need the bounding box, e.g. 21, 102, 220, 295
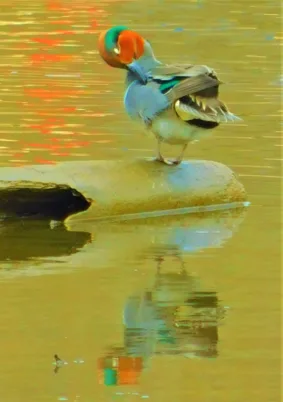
98, 26, 146, 69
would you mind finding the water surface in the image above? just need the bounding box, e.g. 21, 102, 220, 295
0, 0, 281, 401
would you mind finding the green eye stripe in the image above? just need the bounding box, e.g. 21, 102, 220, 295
104, 26, 128, 51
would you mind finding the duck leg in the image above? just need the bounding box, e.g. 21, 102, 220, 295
170, 144, 188, 165
154, 140, 174, 166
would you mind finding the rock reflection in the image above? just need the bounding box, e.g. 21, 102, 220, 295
1, 207, 247, 275
98, 257, 227, 386
0, 220, 91, 262
70, 207, 248, 270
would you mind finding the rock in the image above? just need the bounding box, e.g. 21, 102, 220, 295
0, 158, 247, 221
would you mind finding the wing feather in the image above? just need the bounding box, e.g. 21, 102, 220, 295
175, 98, 242, 123
148, 62, 241, 123
165, 75, 220, 103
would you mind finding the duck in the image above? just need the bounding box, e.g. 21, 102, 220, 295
98, 26, 241, 165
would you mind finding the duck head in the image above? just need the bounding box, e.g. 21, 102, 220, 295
98, 26, 155, 84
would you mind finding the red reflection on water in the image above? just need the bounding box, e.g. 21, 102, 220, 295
16, 0, 111, 165
26, 139, 89, 150
32, 37, 62, 47
24, 88, 84, 99
64, 141, 91, 148
27, 120, 66, 135
28, 124, 52, 135
53, 30, 75, 35
28, 143, 66, 150
47, 1, 65, 11
49, 20, 74, 25
62, 106, 77, 112
90, 19, 98, 28
34, 158, 57, 164
29, 143, 52, 149
46, 117, 65, 124
31, 54, 74, 63
35, 107, 77, 115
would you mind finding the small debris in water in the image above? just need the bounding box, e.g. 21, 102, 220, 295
58, 397, 68, 401
73, 358, 85, 364
53, 354, 68, 366
53, 354, 68, 373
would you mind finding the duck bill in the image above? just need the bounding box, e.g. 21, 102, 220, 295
126, 61, 148, 85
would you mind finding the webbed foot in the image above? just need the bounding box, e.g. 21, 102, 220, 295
170, 159, 182, 166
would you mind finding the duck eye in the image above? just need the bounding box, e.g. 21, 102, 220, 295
114, 47, 120, 55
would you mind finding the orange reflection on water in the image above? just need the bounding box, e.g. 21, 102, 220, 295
24, 88, 85, 99
31, 37, 62, 47
1, 0, 113, 166
30, 53, 76, 64
27, 117, 66, 135
47, 1, 66, 11
36, 107, 77, 115
52, 30, 76, 35
34, 158, 57, 164
49, 20, 74, 25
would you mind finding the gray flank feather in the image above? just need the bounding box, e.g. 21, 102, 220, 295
124, 80, 170, 124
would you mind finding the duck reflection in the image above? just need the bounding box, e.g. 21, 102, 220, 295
71, 207, 248, 271
98, 257, 227, 386
0, 220, 91, 262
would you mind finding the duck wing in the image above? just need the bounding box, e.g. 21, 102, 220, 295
149, 64, 241, 123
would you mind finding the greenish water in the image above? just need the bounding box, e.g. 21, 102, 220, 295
0, 0, 281, 401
